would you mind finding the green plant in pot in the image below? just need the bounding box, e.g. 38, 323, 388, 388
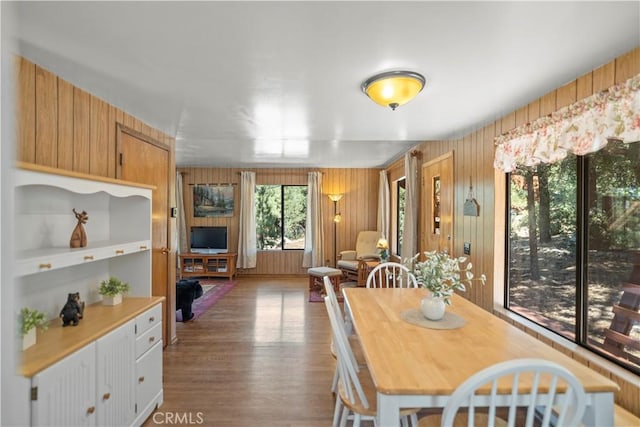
404, 250, 486, 320
99, 276, 130, 306
20, 307, 48, 350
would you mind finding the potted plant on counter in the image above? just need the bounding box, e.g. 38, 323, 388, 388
99, 276, 130, 306
404, 251, 486, 321
20, 307, 49, 350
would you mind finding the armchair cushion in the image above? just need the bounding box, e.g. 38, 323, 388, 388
338, 230, 383, 273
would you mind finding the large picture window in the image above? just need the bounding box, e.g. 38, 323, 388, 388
256, 185, 307, 250
507, 140, 639, 374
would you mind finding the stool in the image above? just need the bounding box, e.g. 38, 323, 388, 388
308, 266, 342, 293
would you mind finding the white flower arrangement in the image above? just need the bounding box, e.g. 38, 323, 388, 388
404, 250, 486, 305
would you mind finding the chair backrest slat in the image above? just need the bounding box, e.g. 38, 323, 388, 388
366, 262, 418, 288
440, 359, 587, 427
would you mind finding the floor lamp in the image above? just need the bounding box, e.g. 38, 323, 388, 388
328, 194, 343, 267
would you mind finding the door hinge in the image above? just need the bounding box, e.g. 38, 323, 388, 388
30, 386, 38, 401
135, 403, 138, 414
119, 152, 123, 166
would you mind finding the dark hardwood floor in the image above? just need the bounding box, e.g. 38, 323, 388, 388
144, 277, 336, 426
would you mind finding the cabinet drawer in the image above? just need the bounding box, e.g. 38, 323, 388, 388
136, 323, 162, 359
136, 341, 163, 416
136, 304, 161, 336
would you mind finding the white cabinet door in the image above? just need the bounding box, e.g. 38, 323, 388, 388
134, 341, 163, 424
96, 319, 136, 426
32, 343, 97, 427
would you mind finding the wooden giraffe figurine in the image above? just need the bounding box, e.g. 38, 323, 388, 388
70, 208, 89, 248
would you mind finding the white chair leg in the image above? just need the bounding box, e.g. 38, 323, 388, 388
353, 413, 361, 427
339, 406, 349, 427
410, 413, 418, 427
401, 415, 408, 427
332, 396, 342, 427
331, 365, 339, 393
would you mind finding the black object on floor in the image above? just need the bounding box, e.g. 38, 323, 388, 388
176, 279, 203, 322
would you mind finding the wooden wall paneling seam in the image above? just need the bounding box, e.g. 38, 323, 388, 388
17, 57, 36, 163
73, 87, 90, 173
89, 96, 109, 177
57, 78, 74, 170
35, 65, 58, 167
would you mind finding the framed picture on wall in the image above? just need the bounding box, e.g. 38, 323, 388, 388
193, 184, 234, 217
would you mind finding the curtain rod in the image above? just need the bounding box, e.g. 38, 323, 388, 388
188, 183, 238, 186
235, 170, 324, 175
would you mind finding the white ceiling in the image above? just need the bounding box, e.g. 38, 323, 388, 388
4, 1, 639, 168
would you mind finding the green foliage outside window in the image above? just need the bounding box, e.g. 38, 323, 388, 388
256, 185, 307, 250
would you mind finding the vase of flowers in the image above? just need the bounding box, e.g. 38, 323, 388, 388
404, 251, 486, 320
20, 307, 49, 350
377, 238, 389, 262
99, 276, 130, 306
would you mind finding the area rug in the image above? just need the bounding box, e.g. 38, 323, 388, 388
308, 289, 343, 303
176, 279, 237, 322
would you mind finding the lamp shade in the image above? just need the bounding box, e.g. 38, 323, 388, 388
361, 70, 425, 110
328, 194, 343, 202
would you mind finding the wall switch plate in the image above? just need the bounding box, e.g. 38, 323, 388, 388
463, 242, 471, 255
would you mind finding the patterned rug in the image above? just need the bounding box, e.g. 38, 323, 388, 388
176, 279, 237, 321
308, 289, 344, 303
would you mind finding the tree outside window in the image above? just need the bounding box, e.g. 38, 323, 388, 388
507, 140, 639, 374
256, 185, 307, 250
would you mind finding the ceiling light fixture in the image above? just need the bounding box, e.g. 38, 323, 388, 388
361, 70, 425, 110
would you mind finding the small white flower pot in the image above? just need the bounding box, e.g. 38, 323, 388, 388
102, 294, 123, 306
22, 328, 36, 350
421, 295, 446, 321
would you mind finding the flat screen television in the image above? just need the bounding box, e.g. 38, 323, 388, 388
190, 226, 228, 254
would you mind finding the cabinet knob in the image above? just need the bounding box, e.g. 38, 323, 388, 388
149, 316, 155, 322
149, 336, 155, 343
84, 255, 94, 261
102, 392, 111, 401
161, 247, 169, 255
87, 406, 96, 414
139, 245, 148, 250
138, 376, 145, 383
38, 263, 52, 269
115, 249, 125, 255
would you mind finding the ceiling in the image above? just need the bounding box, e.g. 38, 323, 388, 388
4, 1, 639, 168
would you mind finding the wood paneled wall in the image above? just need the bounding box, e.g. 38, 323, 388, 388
386, 46, 640, 415
16, 57, 175, 179
177, 167, 379, 276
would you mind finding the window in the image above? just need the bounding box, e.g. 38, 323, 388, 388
507, 140, 639, 374
395, 178, 406, 256
256, 185, 307, 250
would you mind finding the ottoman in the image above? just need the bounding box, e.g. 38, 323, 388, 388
308, 266, 342, 293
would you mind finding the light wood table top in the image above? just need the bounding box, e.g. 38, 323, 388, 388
21, 296, 164, 377
343, 288, 619, 426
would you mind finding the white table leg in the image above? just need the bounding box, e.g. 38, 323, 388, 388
377, 392, 401, 427
582, 391, 614, 427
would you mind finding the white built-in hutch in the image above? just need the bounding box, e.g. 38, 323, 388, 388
15, 162, 163, 426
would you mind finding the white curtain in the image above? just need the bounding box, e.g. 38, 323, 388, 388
377, 169, 390, 240
302, 171, 324, 268
176, 171, 188, 254
237, 171, 257, 269
403, 152, 418, 259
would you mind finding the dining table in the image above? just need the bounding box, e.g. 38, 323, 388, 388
342, 287, 620, 427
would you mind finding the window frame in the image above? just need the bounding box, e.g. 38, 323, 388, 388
504, 151, 639, 375
255, 184, 307, 251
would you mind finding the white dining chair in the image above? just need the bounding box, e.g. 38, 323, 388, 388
366, 261, 418, 288
323, 276, 366, 397
419, 358, 587, 427
324, 294, 419, 427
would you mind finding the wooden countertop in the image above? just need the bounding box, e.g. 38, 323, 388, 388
21, 296, 165, 377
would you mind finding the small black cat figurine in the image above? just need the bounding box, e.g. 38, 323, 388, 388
60, 292, 84, 327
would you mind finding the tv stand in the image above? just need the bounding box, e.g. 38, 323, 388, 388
179, 253, 237, 280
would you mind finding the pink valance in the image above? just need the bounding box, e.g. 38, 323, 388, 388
494, 74, 640, 172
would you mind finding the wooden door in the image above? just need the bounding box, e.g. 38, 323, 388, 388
421, 151, 454, 255
117, 125, 174, 346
